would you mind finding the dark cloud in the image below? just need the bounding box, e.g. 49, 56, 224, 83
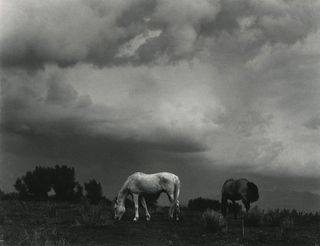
2, 0, 318, 69
1, 68, 205, 156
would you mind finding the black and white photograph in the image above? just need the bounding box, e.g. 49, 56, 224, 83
0, 0, 320, 245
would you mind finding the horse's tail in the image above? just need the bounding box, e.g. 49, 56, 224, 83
221, 180, 230, 216
221, 194, 228, 216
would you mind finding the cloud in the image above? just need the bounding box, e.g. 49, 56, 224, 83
304, 116, 320, 130
116, 29, 162, 58
1, 63, 213, 154
1, 0, 320, 195
1, 0, 319, 68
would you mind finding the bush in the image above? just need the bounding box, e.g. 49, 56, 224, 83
188, 197, 221, 211
280, 216, 294, 231
201, 209, 226, 232
244, 206, 263, 227
1, 192, 19, 201
263, 210, 282, 227
84, 179, 103, 205
77, 200, 112, 226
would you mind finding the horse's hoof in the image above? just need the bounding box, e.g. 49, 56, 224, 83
133, 218, 138, 222
176, 217, 179, 221
146, 217, 150, 221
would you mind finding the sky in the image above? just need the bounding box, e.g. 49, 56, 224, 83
1, 0, 320, 204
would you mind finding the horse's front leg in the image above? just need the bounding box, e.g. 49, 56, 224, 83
140, 196, 151, 221
133, 194, 139, 222
232, 201, 237, 219
242, 200, 250, 215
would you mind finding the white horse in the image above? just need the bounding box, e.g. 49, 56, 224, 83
114, 172, 181, 221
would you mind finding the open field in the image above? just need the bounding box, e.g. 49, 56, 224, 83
1, 201, 319, 246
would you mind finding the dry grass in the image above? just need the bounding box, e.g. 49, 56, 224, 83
201, 209, 227, 232
1, 201, 319, 245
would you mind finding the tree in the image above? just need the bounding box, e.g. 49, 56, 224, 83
14, 165, 79, 201
14, 178, 29, 200
14, 166, 53, 200
73, 182, 84, 203
84, 179, 103, 205
52, 165, 76, 201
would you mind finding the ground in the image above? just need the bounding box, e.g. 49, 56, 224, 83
0, 201, 319, 246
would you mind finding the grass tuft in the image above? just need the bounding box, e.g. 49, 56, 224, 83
201, 209, 226, 232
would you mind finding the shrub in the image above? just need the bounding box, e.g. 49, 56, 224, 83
201, 209, 226, 232
1, 192, 19, 201
263, 210, 282, 227
280, 216, 294, 233
188, 197, 221, 211
84, 179, 103, 205
77, 200, 112, 226
244, 206, 263, 227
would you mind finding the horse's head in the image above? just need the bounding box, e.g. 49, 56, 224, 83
113, 199, 126, 220
246, 182, 259, 203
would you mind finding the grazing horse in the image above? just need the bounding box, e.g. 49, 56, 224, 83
114, 172, 181, 221
221, 178, 259, 218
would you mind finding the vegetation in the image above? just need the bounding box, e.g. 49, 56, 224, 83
13, 165, 105, 204
188, 197, 221, 211
1, 200, 319, 246
188, 197, 241, 216
84, 179, 103, 205
244, 206, 320, 229
2, 166, 319, 245
201, 209, 227, 232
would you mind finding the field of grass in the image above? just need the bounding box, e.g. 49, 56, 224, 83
1, 200, 319, 246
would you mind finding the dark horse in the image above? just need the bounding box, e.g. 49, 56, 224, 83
221, 178, 259, 218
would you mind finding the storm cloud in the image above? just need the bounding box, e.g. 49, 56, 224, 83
1, 0, 320, 199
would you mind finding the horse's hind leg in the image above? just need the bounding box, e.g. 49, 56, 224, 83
133, 194, 139, 222
167, 193, 175, 219
140, 196, 151, 221
175, 200, 180, 221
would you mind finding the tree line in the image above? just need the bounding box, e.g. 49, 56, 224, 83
13, 165, 103, 204
4, 165, 242, 211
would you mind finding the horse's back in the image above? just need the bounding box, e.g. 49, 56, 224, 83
129, 172, 179, 181
222, 178, 248, 200
126, 172, 179, 193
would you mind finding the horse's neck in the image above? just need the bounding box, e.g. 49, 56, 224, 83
117, 182, 129, 204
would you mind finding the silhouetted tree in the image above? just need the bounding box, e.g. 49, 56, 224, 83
14, 178, 29, 200
73, 182, 84, 203
52, 165, 76, 201
14, 166, 53, 200
14, 165, 79, 201
84, 179, 103, 205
